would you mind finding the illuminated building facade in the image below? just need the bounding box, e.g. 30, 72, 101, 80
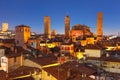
71, 24, 92, 41
51, 29, 57, 36
15, 25, 30, 47
2, 22, 8, 32
0, 23, 14, 39
44, 16, 51, 38
64, 15, 70, 38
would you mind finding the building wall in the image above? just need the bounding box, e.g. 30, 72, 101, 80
1, 57, 8, 72
40, 42, 55, 49
23, 27, 31, 43
15, 25, 30, 47
70, 25, 92, 38
2, 22, 8, 32
28, 39, 41, 49
8, 56, 22, 72
85, 49, 101, 57
86, 37, 95, 45
1, 55, 23, 73
52, 42, 61, 47
71, 30, 83, 38
80, 40, 87, 46
0, 49, 5, 57
51, 30, 57, 36
42, 70, 57, 80
87, 58, 120, 74
28, 39, 37, 48
60, 44, 74, 53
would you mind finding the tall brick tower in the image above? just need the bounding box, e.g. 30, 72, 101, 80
97, 12, 103, 40
64, 15, 70, 38
44, 16, 51, 38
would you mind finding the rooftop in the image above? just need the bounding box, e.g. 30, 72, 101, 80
43, 61, 96, 80
0, 70, 7, 80
8, 66, 41, 79
72, 24, 90, 30
15, 25, 30, 28
30, 55, 58, 66
85, 44, 105, 50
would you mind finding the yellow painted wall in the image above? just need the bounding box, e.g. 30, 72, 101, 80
85, 49, 101, 57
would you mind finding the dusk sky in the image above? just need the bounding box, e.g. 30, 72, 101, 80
0, 0, 120, 35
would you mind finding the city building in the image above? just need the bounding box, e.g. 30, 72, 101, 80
97, 12, 103, 40
64, 15, 70, 38
1, 52, 23, 73
15, 25, 31, 47
60, 42, 74, 54
24, 56, 97, 80
51, 29, 57, 38
8, 66, 41, 80
0, 23, 15, 39
80, 37, 95, 46
0, 39, 15, 48
85, 44, 105, 58
2, 22, 8, 32
27, 38, 41, 49
44, 16, 51, 38
70, 24, 93, 42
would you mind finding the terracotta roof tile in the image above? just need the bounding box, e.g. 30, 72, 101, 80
5, 53, 21, 58
8, 66, 41, 79
0, 70, 7, 80
85, 44, 105, 50
30, 56, 58, 66
101, 57, 120, 62
43, 61, 96, 80
15, 25, 30, 28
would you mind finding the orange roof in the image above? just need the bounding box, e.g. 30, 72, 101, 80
30, 55, 58, 66
8, 66, 41, 79
0, 70, 7, 80
43, 61, 96, 80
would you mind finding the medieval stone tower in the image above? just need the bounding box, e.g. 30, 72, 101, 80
44, 16, 51, 38
64, 15, 70, 38
97, 12, 103, 40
